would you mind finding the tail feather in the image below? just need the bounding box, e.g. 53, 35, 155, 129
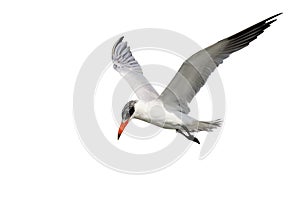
189, 119, 222, 132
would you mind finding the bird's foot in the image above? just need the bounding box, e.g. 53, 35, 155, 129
192, 137, 200, 144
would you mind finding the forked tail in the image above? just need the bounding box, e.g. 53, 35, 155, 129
188, 119, 222, 132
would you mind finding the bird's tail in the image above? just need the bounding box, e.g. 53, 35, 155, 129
188, 119, 222, 132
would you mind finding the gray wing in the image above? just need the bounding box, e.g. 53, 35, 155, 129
159, 13, 282, 113
112, 37, 159, 101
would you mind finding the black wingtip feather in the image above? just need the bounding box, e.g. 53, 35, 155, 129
267, 19, 277, 25
265, 13, 283, 21
204, 13, 282, 67
227, 13, 282, 40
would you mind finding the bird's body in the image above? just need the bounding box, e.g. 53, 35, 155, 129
134, 100, 220, 132
112, 13, 282, 144
134, 99, 186, 129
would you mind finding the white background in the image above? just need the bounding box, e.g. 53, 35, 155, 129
1, 0, 299, 199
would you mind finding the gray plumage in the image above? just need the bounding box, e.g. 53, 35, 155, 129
158, 13, 282, 113
112, 37, 159, 101
112, 13, 281, 144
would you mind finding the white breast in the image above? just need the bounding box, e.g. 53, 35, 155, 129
134, 100, 183, 129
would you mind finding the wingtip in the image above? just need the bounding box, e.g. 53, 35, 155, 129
112, 36, 125, 58
119, 36, 125, 42
115, 36, 124, 46
266, 12, 283, 22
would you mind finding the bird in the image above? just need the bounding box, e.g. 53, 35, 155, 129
111, 13, 282, 144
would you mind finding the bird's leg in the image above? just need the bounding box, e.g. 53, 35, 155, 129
176, 129, 190, 140
176, 126, 200, 144
181, 126, 192, 137
182, 125, 200, 144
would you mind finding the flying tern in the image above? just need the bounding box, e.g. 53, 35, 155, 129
112, 13, 282, 144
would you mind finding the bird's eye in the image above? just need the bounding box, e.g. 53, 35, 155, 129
129, 107, 134, 116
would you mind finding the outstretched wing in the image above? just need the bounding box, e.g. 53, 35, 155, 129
159, 13, 282, 113
112, 37, 159, 101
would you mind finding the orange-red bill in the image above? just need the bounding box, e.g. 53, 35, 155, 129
118, 120, 129, 140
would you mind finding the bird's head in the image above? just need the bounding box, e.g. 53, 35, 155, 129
118, 100, 137, 140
